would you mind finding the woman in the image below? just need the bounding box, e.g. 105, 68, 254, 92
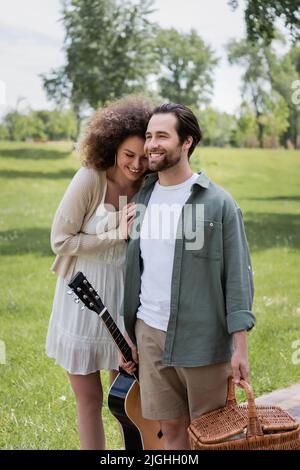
46, 96, 151, 450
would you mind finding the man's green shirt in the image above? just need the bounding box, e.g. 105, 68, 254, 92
122, 172, 256, 367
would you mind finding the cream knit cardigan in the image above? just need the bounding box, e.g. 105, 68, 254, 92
51, 166, 125, 280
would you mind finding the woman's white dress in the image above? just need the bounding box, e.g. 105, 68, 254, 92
46, 187, 126, 374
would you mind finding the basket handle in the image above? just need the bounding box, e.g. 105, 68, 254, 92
226, 376, 263, 437
225, 375, 237, 407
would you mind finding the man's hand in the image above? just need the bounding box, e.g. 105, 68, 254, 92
118, 331, 138, 375
231, 330, 249, 385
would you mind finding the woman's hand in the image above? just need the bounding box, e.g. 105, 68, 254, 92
118, 203, 136, 239
118, 331, 138, 375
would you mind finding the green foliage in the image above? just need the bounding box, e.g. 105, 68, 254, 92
0, 124, 9, 140
42, 1, 217, 119
154, 28, 217, 107
231, 103, 258, 147
41, 0, 157, 112
196, 107, 235, 147
229, 0, 300, 43
260, 92, 289, 145
28, 112, 48, 141
232, 93, 289, 149
289, 42, 300, 74
4, 112, 34, 142
1, 109, 77, 142
227, 38, 270, 147
267, 43, 300, 147
227, 37, 293, 148
38, 110, 77, 141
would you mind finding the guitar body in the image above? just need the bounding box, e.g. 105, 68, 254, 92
108, 372, 143, 450
108, 372, 164, 450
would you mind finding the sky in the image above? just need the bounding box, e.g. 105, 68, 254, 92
0, 0, 247, 116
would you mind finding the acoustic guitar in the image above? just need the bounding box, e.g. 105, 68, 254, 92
68, 271, 164, 450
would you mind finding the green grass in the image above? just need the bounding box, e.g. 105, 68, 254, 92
1, 142, 300, 449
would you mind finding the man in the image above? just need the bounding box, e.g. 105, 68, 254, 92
120, 103, 256, 450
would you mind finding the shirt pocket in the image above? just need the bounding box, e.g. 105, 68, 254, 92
190, 220, 222, 260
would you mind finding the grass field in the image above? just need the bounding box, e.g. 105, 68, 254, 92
1, 141, 300, 449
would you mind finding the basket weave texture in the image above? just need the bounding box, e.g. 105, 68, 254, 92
188, 377, 300, 450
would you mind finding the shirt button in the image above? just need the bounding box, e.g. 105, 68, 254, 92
209, 222, 214, 227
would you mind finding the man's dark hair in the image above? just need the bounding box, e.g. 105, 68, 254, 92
151, 103, 202, 157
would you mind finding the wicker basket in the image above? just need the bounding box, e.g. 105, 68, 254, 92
188, 377, 300, 450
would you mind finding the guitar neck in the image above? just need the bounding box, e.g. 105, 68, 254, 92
96, 305, 133, 364
67, 271, 138, 379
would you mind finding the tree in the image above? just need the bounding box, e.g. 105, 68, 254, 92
259, 92, 289, 146
232, 102, 258, 147
0, 124, 8, 140
227, 38, 290, 147
289, 42, 300, 74
28, 111, 48, 141
46, 109, 77, 140
41, 0, 156, 132
196, 107, 235, 147
27, 109, 77, 141
2, 109, 77, 142
4, 111, 33, 141
266, 43, 300, 147
154, 28, 217, 107
228, 0, 300, 44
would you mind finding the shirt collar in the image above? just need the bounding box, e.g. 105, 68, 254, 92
193, 171, 210, 189
143, 170, 210, 189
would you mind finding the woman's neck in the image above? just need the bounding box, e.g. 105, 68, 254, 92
106, 166, 141, 193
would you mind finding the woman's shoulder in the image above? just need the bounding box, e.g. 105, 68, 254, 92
74, 166, 106, 184
69, 166, 106, 194
60, 166, 106, 205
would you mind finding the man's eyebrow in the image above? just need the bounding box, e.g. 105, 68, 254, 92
145, 130, 170, 135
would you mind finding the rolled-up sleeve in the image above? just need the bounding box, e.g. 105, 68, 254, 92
223, 207, 256, 334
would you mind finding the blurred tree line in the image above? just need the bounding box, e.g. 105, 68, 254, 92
0, 109, 77, 142
0, 0, 299, 147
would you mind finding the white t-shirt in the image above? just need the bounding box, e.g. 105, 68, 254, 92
137, 173, 198, 331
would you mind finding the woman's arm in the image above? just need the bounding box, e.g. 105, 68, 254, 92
51, 167, 125, 256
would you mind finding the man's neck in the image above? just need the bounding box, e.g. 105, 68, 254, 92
158, 160, 193, 186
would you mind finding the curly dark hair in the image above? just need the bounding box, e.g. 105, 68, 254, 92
80, 96, 153, 170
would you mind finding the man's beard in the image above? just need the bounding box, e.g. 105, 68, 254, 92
148, 147, 182, 172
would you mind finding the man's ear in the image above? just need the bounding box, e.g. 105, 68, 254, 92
184, 136, 193, 151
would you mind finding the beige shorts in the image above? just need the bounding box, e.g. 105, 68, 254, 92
135, 319, 232, 421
